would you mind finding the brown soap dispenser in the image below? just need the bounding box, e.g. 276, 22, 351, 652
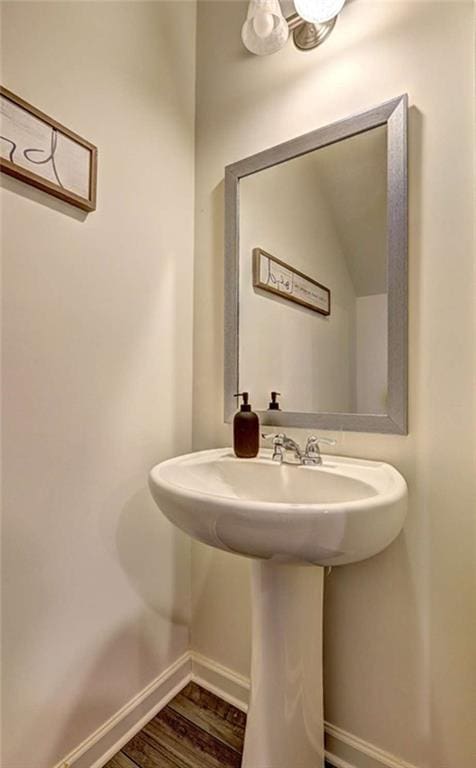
233, 392, 259, 458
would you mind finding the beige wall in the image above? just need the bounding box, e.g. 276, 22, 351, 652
193, 2, 476, 767
1, 2, 196, 767
1, 2, 475, 767
355, 293, 387, 413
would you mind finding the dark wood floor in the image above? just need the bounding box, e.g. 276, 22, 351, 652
105, 682, 246, 768
105, 681, 334, 768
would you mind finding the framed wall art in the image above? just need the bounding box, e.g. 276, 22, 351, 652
253, 247, 331, 316
0, 86, 97, 212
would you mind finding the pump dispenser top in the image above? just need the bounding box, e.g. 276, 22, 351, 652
236, 392, 251, 411
233, 392, 259, 458
268, 391, 281, 410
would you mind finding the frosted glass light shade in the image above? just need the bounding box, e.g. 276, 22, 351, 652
294, 0, 346, 24
241, 0, 289, 56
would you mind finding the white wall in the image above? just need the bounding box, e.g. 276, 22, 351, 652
1, 3, 196, 767
192, 2, 476, 767
1, 3, 475, 767
240, 155, 356, 413
355, 293, 387, 413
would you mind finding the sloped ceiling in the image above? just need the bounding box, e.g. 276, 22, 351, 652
310, 124, 388, 297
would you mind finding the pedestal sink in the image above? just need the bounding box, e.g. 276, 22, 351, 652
149, 448, 407, 768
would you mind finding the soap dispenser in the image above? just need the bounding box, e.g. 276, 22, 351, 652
268, 391, 281, 411
233, 392, 259, 458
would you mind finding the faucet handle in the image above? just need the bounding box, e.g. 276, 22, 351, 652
306, 435, 336, 448
300, 435, 335, 466
304, 436, 336, 461
262, 432, 285, 445
262, 433, 286, 462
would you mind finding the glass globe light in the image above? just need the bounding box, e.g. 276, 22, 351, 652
294, 0, 346, 24
253, 10, 275, 38
241, 0, 289, 56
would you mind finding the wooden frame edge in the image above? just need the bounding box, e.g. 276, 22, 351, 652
0, 85, 98, 212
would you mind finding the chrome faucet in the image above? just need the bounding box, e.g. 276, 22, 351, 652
263, 433, 336, 465
301, 435, 337, 465
263, 433, 303, 463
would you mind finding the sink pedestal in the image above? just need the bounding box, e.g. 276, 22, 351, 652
150, 447, 407, 765
242, 561, 325, 768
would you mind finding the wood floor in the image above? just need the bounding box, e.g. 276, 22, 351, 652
105, 682, 246, 768
105, 681, 334, 768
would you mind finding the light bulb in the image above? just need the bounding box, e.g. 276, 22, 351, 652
253, 11, 275, 38
294, 0, 346, 24
241, 0, 289, 55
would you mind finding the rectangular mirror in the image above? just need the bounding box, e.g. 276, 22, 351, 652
224, 95, 408, 434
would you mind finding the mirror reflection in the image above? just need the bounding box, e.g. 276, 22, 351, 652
239, 125, 388, 415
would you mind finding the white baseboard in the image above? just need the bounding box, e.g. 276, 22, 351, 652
53, 652, 192, 768
190, 653, 420, 768
53, 650, 419, 768
324, 723, 420, 768
190, 651, 250, 712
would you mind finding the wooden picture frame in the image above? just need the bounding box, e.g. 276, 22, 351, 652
0, 86, 97, 212
252, 247, 331, 316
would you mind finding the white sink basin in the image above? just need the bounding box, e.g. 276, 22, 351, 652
149, 448, 407, 566
149, 447, 407, 768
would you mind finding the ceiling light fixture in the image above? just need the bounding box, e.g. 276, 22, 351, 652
241, 0, 346, 55
241, 0, 289, 56
294, 0, 346, 24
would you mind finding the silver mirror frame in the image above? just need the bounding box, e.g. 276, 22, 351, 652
224, 95, 408, 434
